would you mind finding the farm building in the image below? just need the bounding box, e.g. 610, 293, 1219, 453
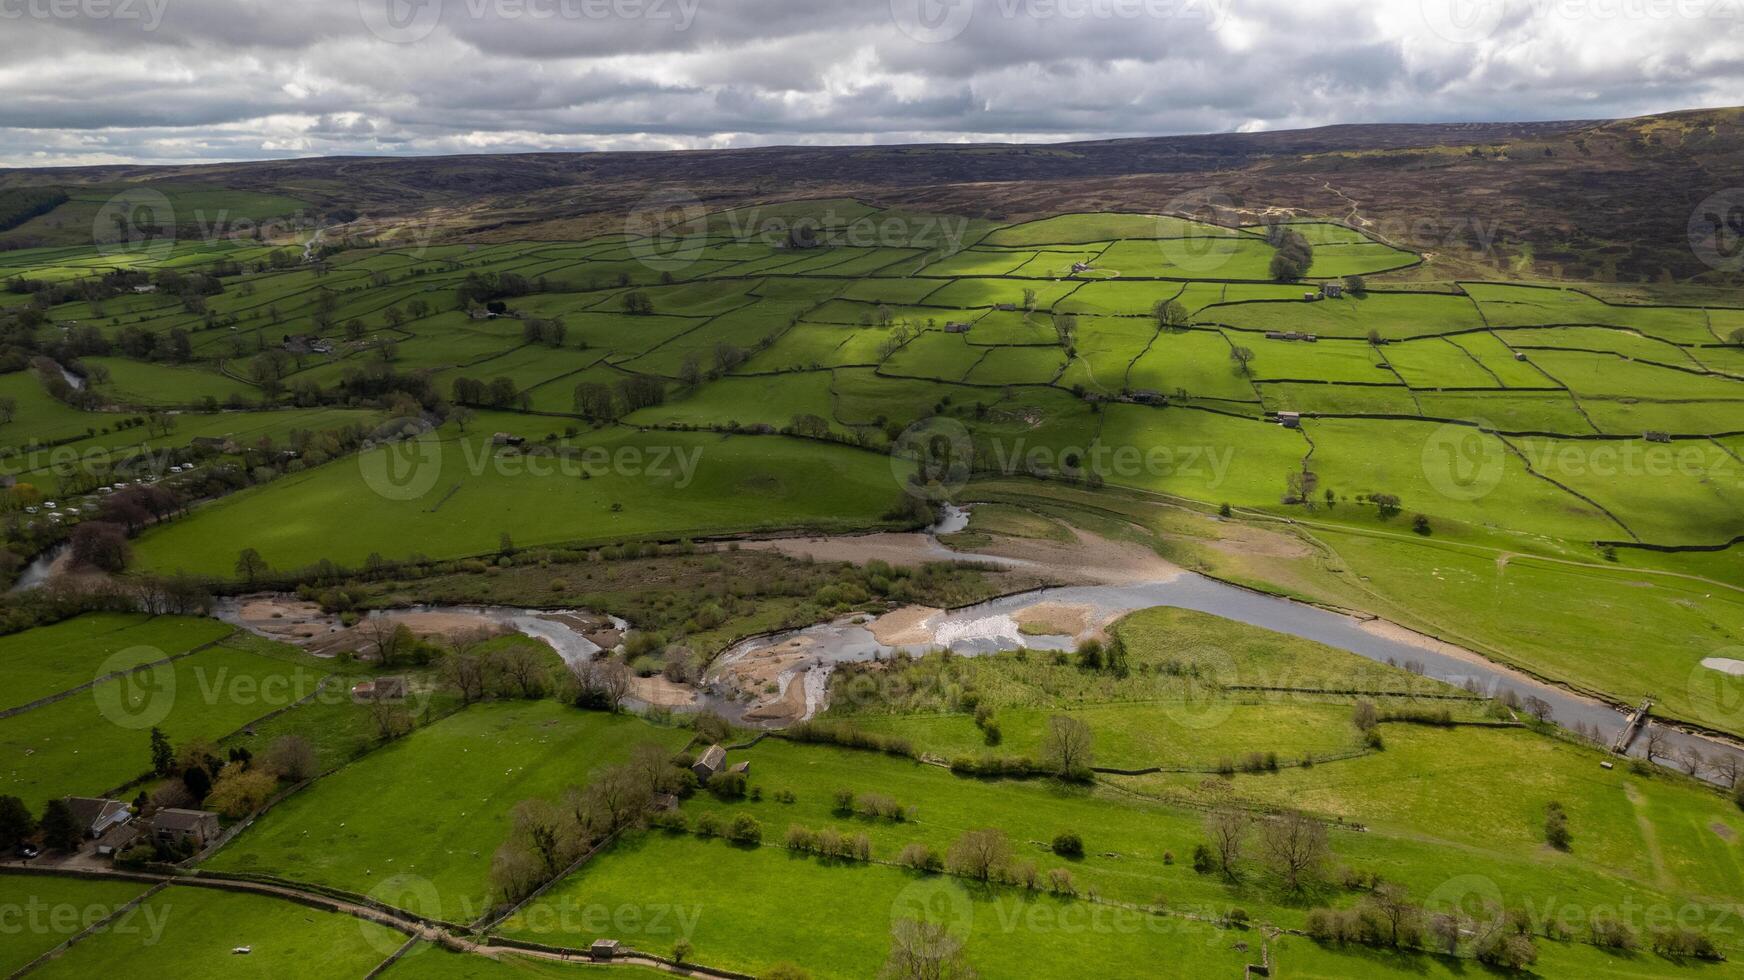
190, 436, 238, 453
1276, 412, 1303, 430
944, 321, 973, 334
152, 809, 222, 849
1302, 292, 1320, 302
492, 432, 527, 447
352, 676, 408, 701
692, 744, 726, 781
1072, 262, 1093, 274
65, 797, 133, 839
590, 940, 621, 962
1131, 389, 1165, 405
1320, 281, 1344, 299
730, 761, 751, 776
95, 822, 142, 857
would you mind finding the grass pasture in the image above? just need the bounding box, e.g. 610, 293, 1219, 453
130, 426, 906, 575
205, 702, 689, 923
26, 885, 402, 980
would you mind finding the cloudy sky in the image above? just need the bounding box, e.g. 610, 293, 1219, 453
2, 0, 1741, 167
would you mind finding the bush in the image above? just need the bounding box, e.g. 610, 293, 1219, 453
948, 755, 1045, 778
1047, 867, 1075, 895
897, 842, 943, 872
1650, 926, 1723, 961
727, 813, 763, 846
1476, 932, 1538, 970
1051, 832, 1084, 858
707, 770, 747, 801
694, 813, 722, 838
1191, 844, 1215, 875
1544, 801, 1572, 851
1590, 914, 1638, 950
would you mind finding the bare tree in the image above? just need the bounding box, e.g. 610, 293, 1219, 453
262, 735, 317, 782
1643, 726, 1668, 765
368, 698, 412, 743
511, 798, 581, 878
491, 644, 549, 699
1204, 810, 1249, 881
441, 652, 488, 704
1260, 810, 1329, 894
880, 918, 978, 980
1713, 754, 1742, 790
487, 840, 544, 904
1369, 881, 1420, 947
1676, 745, 1707, 778
598, 660, 631, 712
945, 828, 1012, 883
1522, 696, 1554, 724
362, 616, 403, 666
1040, 715, 1094, 779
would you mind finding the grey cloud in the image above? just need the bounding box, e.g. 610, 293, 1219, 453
0, 0, 1740, 165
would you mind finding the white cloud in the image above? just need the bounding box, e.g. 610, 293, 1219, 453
0, 0, 1738, 165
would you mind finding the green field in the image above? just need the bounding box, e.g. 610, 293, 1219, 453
26, 885, 401, 980
205, 702, 691, 923
131, 425, 908, 576
0, 613, 233, 712
0, 632, 331, 809
0, 874, 151, 975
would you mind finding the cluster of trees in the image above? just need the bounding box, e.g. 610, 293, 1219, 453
451, 375, 527, 409
1196, 808, 1330, 894
456, 271, 535, 309
572, 375, 666, 420
0, 187, 68, 233
520, 316, 567, 347
488, 743, 693, 903
1266, 226, 1315, 281
784, 823, 873, 862
832, 788, 914, 822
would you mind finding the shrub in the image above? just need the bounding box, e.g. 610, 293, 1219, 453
1051, 832, 1084, 858
1544, 801, 1572, 851
1047, 867, 1076, 895
1475, 932, 1538, 970
694, 813, 722, 838
1650, 926, 1723, 961
1191, 844, 1215, 875
832, 788, 855, 816
727, 813, 763, 846
707, 770, 747, 801
1590, 914, 1638, 950
897, 842, 943, 872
